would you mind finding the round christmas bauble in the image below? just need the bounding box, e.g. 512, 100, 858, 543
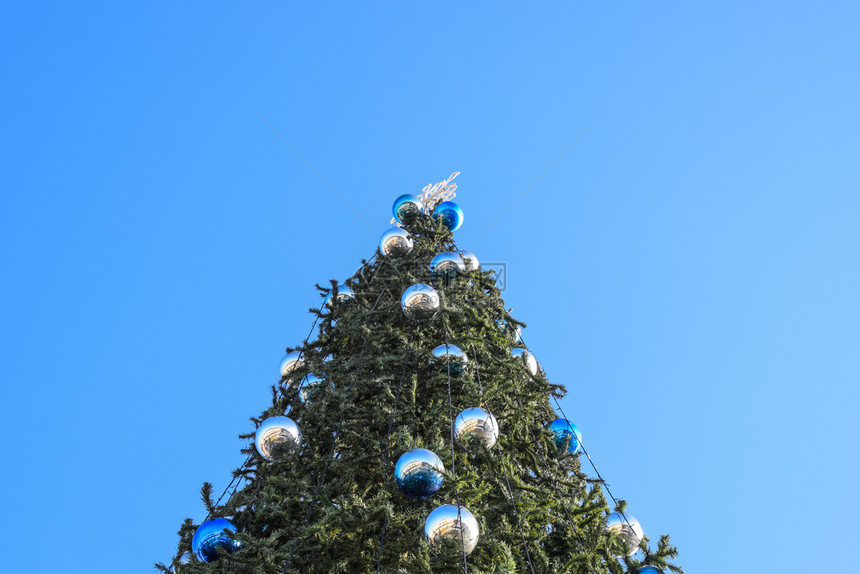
431, 343, 468, 377
638, 567, 661, 574
192, 518, 240, 563
454, 407, 499, 448
495, 319, 523, 343
424, 504, 480, 556
429, 252, 466, 279
433, 201, 464, 231
395, 448, 445, 499
401, 283, 440, 320
279, 351, 304, 380
510, 348, 538, 376
254, 416, 302, 461
379, 227, 414, 257
546, 418, 583, 454
324, 284, 355, 309
393, 194, 424, 224
606, 512, 644, 555
458, 250, 480, 271
298, 373, 327, 404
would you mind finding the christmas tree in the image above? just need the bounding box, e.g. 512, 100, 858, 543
159, 174, 682, 574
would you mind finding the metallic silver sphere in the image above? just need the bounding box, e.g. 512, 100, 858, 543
424, 504, 480, 556
324, 284, 355, 309
606, 512, 644, 555
401, 283, 440, 320
254, 416, 302, 461
429, 252, 466, 279
298, 373, 327, 404
431, 343, 468, 377
394, 448, 445, 499
454, 407, 499, 448
379, 227, 414, 257
510, 348, 538, 376
458, 250, 480, 271
279, 351, 304, 380
393, 194, 424, 224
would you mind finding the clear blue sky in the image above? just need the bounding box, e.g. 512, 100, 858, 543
1, 2, 858, 572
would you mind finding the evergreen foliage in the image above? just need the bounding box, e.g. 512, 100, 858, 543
158, 214, 682, 573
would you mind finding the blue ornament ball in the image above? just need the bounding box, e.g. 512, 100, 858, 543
546, 418, 583, 454
433, 201, 464, 231
395, 448, 445, 499
638, 567, 661, 574
192, 518, 240, 563
393, 194, 424, 224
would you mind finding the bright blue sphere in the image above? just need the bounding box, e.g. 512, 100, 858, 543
192, 518, 240, 563
393, 194, 424, 224
546, 418, 583, 454
395, 448, 445, 499
433, 201, 464, 231
638, 567, 661, 574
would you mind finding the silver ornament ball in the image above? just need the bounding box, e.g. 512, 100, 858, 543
279, 351, 304, 381
458, 250, 480, 271
429, 252, 466, 279
324, 284, 355, 309
606, 512, 644, 555
379, 227, 414, 257
298, 373, 328, 404
401, 283, 440, 320
431, 343, 468, 377
454, 407, 499, 448
424, 504, 480, 556
510, 348, 538, 376
254, 415, 302, 461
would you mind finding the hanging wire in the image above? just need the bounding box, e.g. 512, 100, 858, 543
443, 338, 470, 574
374, 332, 415, 573
471, 345, 536, 574
281, 287, 389, 572
517, 334, 644, 548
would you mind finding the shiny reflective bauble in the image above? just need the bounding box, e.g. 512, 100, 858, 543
546, 418, 583, 454
638, 567, 661, 574
279, 351, 304, 380
254, 416, 302, 461
393, 194, 424, 224
192, 518, 240, 563
298, 373, 327, 404
401, 283, 440, 320
429, 252, 466, 280
495, 319, 522, 343
606, 512, 644, 555
379, 227, 414, 257
431, 343, 468, 377
324, 284, 355, 309
433, 201, 464, 231
424, 504, 480, 556
454, 407, 499, 448
510, 348, 538, 376
458, 250, 480, 271
394, 448, 445, 499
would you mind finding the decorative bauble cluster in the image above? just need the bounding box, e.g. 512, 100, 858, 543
395, 448, 446, 499
192, 518, 240, 563
606, 512, 644, 555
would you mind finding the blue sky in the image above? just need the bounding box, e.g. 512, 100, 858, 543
1, 2, 858, 572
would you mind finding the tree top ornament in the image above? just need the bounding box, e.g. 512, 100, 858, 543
390, 171, 460, 226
